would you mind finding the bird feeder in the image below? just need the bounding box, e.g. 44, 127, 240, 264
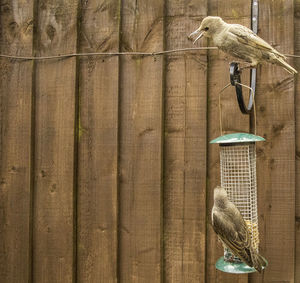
210, 133, 266, 273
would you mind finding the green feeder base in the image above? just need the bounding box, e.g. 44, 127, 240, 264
216, 257, 257, 274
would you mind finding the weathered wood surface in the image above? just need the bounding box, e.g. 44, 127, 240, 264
77, 0, 120, 282
206, 1, 250, 282
250, 0, 295, 282
0, 0, 299, 282
163, 0, 207, 282
118, 0, 164, 282
33, 0, 78, 282
295, 1, 300, 283
0, 0, 33, 282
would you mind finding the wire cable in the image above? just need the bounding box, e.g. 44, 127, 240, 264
0, 47, 218, 60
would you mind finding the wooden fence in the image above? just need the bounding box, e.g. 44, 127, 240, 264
0, 0, 299, 282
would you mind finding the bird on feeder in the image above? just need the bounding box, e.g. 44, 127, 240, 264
212, 186, 267, 273
188, 16, 297, 74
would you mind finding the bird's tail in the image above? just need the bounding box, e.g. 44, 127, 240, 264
275, 56, 298, 74
252, 251, 267, 273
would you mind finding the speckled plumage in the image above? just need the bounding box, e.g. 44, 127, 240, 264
189, 16, 297, 74
212, 186, 267, 272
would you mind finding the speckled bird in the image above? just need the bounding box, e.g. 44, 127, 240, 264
189, 16, 297, 74
212, 186, 267, 273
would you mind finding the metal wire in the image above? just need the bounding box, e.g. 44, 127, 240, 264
218, 83, 231, 135
0, 46, 297, 60
218, 82, 256, 135
0, 47, 218, 60
220, 143, 259, 251
235, 82, 257, 135
218, 81, 257, 135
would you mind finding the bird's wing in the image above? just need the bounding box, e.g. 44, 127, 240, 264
212, 208, 253, 266
228, 24, 286, 59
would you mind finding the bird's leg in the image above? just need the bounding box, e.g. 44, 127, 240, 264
239, 64, 257, 72
224, 248, 236, 263
224, 254, 236, 263
237, 61, 258, 73
239, 65, 252, 71
229, 60, 257, 73
225, 253, 242, 263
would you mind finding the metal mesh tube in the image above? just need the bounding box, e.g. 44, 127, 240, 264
220, 143, 259, 251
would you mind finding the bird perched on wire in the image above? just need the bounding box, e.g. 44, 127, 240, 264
188, 16, 297, 74
212, 186, 267, 272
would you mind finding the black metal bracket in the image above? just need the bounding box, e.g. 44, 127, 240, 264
229, 63, 255, 115
229, 0, 258, 115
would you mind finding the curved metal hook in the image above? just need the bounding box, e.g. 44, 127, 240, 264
229, 62, 256, 115
228, 0, 258, 115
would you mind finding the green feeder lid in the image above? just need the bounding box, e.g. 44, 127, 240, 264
216, 256, 268, 274
210, 133, 265, 144
216, 257, 256, 274
216, 248, 268, 274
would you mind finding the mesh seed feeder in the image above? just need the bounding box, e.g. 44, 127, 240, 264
210, 133, 266, 274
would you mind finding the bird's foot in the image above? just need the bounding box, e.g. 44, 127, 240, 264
227, 255, 236, 263
236, 62, 258, 72
239, 64, 256, 72
224, 252, 236, 263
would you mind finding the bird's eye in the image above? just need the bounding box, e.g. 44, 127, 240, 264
204, 27, 209, 31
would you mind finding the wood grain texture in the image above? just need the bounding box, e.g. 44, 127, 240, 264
0, 0, 33, 282
295, 1, 300, 282
206, 1, 250, 282
0, 1, 299, 282
33, 0, 78, 282
118, 0, 164, 282
249, 0, 295, 282
163, 1, 207, 282
77, 0, 120, 282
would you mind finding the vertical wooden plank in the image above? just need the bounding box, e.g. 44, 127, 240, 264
164, 1, 207, 282
33, 0, 78, 282
249, 0, 295, 282
0, 0, 33, 282
77, 0, 120, 282
295, 1, 300, 282
206, 1, 250, 282
119, 0, 164, 282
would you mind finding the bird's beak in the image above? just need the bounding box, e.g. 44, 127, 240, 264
188, 28, 204, 44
